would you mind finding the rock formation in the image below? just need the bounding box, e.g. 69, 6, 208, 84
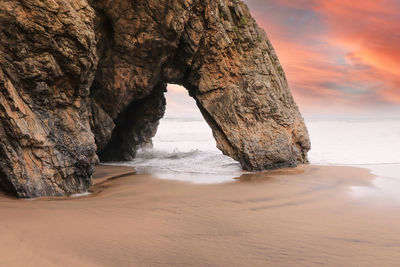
0, 0, 310, 198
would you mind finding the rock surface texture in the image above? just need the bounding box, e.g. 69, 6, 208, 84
0, 0, 310, 197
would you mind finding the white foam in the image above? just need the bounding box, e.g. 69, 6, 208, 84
117, 116, 400, 185
70, 192, 91, 198
119, 117, 243, 183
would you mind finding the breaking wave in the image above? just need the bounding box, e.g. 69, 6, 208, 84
109, 116, 400, 183
120, 148, 242, 176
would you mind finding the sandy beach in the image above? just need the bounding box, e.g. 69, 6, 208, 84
0, 165, 399, 266
0, 0, 398, 266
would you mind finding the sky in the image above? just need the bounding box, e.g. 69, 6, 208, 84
166, 0, 400, 118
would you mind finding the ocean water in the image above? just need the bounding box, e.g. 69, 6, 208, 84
114, 115, 400, 184
121, 116, 243, 183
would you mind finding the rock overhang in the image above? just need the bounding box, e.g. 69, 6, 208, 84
0, 0, 310, 198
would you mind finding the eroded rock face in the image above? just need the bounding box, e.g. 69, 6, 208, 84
0, 0, 310, 197
0, 0, 98, 197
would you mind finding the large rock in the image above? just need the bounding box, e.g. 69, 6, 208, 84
0, 0, 98, 197
0, 0, 310, 197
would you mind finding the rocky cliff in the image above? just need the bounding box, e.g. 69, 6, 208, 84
0, 0, 310, 198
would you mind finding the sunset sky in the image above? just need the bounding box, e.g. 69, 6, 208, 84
167, 0, 400, 117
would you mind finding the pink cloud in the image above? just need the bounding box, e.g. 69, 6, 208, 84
245, 0, 400, 114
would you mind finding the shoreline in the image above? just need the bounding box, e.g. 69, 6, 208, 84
1, 164, 400, 266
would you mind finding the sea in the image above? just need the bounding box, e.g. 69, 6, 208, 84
113, 113, 400, 187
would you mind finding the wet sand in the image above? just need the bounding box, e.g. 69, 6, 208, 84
1, 165, 400, 266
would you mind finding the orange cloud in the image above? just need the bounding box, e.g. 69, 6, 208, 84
245, 0, 400, 114
316, 0, 400, 103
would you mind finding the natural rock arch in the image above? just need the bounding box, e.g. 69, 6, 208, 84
0, 0, 310, 198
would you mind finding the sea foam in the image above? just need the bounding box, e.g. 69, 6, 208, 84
115, 116, 400, 183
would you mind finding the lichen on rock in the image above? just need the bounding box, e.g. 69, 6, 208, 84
0, 0, 310, 198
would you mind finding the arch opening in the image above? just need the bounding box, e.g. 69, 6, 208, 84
110, 84, 243, 183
